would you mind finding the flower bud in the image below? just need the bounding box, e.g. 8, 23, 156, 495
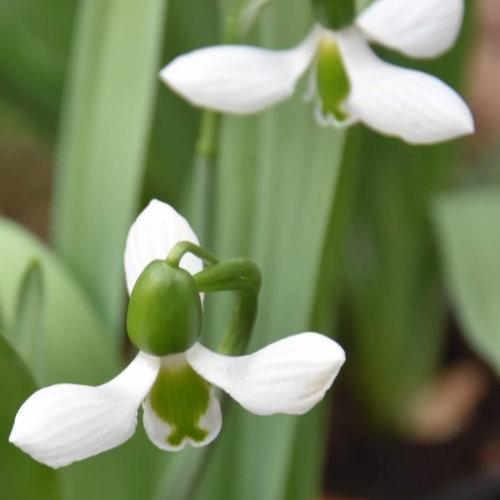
312, 0, 355, 30
127, 260, 202, 356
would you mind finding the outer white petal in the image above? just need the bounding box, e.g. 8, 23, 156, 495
9, 353, 160, 468
124, 199, 202, 294
356, 0, 464, 58
160, 27, 322, 114
142, 390, 221, 451
337, 28, 474, 144
186, 333, 345, 416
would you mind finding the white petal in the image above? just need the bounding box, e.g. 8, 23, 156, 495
337, 28, 474, 144
9, 352, 160, 468
356, 0, 464, 58
124, 199, 202, 294
186, 333, 345, 416
159, 27, 322, 114
142, 390, 221, 451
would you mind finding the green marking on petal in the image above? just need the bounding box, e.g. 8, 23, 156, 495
316, 34, 351, 122
149, 356, 210, 446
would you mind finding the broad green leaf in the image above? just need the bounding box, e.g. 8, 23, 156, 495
0, 224, 165, 500
0, 334, 63, 500
0, 217, 117, 385
282, 131, 362, 500
52, 0, 167, 337
200, 109, 346, 500
191, 2, 347, 499
49, 3, 174, 500
10, 260, 45, 382
434, 189, 500, 375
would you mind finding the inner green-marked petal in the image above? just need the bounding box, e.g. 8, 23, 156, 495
149, 357, 210, 446
316, 34, 351, 122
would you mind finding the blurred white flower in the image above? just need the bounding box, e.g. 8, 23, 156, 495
9, 200, 345, 468
161, 0, 474, 144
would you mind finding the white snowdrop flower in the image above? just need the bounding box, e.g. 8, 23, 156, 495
160, 0, 473, 144
10, 200, 345, 468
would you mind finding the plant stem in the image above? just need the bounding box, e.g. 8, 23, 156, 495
187, 111, 220, 247
165, 241, 219, 267
194, 258, 261, 355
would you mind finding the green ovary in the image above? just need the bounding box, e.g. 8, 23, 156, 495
149, 360, 210, 447
316, 36, 351, 122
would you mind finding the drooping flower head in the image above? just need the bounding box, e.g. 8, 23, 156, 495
160, 0, 474, 144
10, 200, 345, 468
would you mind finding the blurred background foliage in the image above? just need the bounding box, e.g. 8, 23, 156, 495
1, 0, 500, 499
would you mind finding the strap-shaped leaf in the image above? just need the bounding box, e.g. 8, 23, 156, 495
0, 218, 117, 386
52, 0, 167, 337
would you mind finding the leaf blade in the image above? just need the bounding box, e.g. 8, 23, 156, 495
52, 0, 168, 336
434, 189, 500, 374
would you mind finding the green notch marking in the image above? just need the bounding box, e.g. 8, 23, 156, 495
149, 361, 210, 446
316, 35, 351, 122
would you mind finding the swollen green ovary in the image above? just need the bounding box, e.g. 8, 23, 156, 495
127, 260, 202, 356
316, 35, 351, 121
150, 359, 210, 446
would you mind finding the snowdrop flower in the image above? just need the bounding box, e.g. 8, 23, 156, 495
160, 0, 474, 144
10, 200, 345, 468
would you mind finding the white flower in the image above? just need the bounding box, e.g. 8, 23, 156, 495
9, 200, 345, 468
160, 0, 473, 144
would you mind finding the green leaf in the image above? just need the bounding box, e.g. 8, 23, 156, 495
345, 134, 451, 427
190, 3, 348, 499
52, 0, 168, 337
0, 217, 117, 385
143, 0, 219, 207
283, 405, 328, 500
0, 334, 63, 500
152, 448, 208, 500
10, 260, 45, 382
49, 4, 186, 500
0, 223, 164, 500
434, 189, 500, 375
281, 131, 361, 500
59, 426, 165, 500
343, 7, 473, 428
